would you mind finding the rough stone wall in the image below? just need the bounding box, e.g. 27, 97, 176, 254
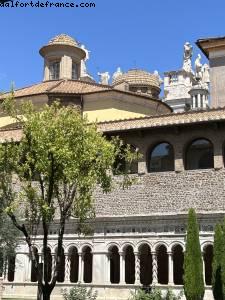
94, 169, 225, 216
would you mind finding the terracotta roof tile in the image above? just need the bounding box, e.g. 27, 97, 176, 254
48, 80, 112, 94
0, 80, 112, 99
98, 107, 225, 132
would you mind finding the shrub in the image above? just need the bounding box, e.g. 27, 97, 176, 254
62, 284, 97, 300
129, 288, 183, 300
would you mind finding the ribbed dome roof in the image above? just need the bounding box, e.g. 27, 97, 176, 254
113, 69, 160, 88
48, 34, 78, 47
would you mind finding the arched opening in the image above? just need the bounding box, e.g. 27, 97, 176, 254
148, 142, 174, 172
125, 246, 135, 284
44, 247, 52, 283
139, 244, 152, 286
83, 246, 92, 283
113, 144, 138, 174
110, 246, 120, 284
7, 255, 16, 282
173, 245, 184, 285
68, 246, 79, 283
204, 244, 213, 285
31, 247, 39, 282
56, 247, 65, 282
185, 138, 214, 170
157, 245, 168, 284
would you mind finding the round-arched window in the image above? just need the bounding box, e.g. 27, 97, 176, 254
148, 142, 174, 172
185, 139, 214, 170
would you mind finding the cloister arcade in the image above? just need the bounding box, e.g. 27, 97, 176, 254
5, 242, 213, 287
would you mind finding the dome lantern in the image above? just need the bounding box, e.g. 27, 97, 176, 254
39, 34, 86, 81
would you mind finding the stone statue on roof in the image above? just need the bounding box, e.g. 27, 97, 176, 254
195, 54, 203, 81
202, 63, 210, 85
182, 42, 193, 73
154, 70, 163, 84
80, 44, 90, 77
98, 72, 110, 85
112, 67, 123, 81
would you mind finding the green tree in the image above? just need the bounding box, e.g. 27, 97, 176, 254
212, 223, 224, 300
0, 211, 19, 277
183, 208, 204, 300
0, 99, 136, 300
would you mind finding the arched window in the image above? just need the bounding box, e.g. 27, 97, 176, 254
68, 246, 79, 283
7, 255, 16, 282
31, 247, 39, 282
139, 244, 152, 286
172, 245, 184, 285
110, 246, 120, 284
83, 246, 92, 283
56, 247, 65, 282
185, 139, 214, 170
148, 142, 174, 172
157, 245, 168, 284
125, 246, 135, 284
204, 244, 213, 285
44, 247, 52, 283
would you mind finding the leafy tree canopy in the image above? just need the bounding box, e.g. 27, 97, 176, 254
0, 98, 137, 299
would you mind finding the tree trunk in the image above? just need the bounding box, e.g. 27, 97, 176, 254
37, 285, 52, 300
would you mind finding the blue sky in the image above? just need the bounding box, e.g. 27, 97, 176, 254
0, 0, 225, 91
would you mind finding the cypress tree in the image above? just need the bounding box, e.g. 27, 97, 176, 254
212, 224, 224, 300
183, 208, 204, 300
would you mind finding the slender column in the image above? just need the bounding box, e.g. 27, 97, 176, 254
152, 251, 158, 285
65, 254, 71, 282
134, 252, 140, 285
78, 253, 83, 283
202, 252, 206, 286
51, 254, 56, 281
119, 252, 125, 284
192, 95, 195, 109
105, 252, 111, 284
25, 253, 31, 282
168, 251, 174, 285
198, 94, 201, 108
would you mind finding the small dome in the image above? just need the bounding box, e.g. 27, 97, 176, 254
112, 69, 160, 88
48, 34, 78, 47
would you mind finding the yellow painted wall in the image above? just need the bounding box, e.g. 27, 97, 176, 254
83, 96, 157, 122
84, 108, 146, 122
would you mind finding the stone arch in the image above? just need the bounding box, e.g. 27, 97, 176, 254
124, 245, 135, 284
68, 246, 79, 283
153, 241, 169, 252
203, 244, 213, 285
172, 244, 184, 285
83, 246, 92, 283
80, 243, 93, 253
156, 244, 168, 284
136, 240, 152, 252
139, 243, 152, 286
65, 243, 79, 253
31, 246, 39, 282
169, 241, 185, 252
107, 242, 120, 252
109, 245, 120, 284
185, 138, 214, 170
121, 242, 135, 253
147, 141, 175, 173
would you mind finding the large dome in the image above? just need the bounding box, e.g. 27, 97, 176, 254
48, 34, 78, 47
112, 69, 160, 88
